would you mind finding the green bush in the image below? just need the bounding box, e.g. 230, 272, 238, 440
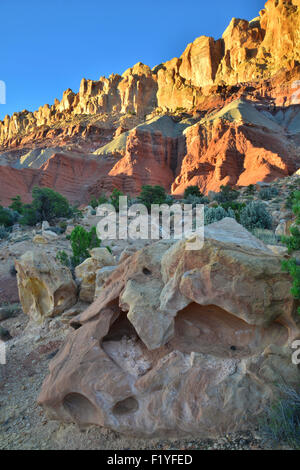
70, 226, 101, 267
286, 190, 299, 209
183, 186, 203, 199
32, 186, 72, 221
258, 186, 279, 201
89, 197, 98, 209
18, 187, 73, 226
19, 204, 38, 226
110, 188, 124, 212
56, 226, 112, 269
214, 185, 239, 204
244, 184, 256, 196
184, 194, 209, 208
0, 206, 18, 227
56, 250, 71, 268
220, 201, 246, 223
240, 201, 272, 230
204, 206, 235, 225
138, 185, 167, 211
9, 195, 24, 214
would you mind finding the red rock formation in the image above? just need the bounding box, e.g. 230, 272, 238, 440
0, 0, 299, 201
0, 153, 116, 206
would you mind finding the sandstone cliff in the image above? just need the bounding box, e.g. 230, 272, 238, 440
0, 0, 299, 202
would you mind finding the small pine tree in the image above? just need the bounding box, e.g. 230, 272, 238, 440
9, 195, 24, 214
214, 185, 239, 204
138, 185, 167, 211
183, 186, 203, 199
70, 226, 101, 267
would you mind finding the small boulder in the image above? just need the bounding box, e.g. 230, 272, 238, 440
42, 221, 50, 231
33, 234, 48, 245
43, 230, 58, 241
75, 248, 116, 302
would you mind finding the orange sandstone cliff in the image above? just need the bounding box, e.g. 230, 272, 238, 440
0, 0, 300, 204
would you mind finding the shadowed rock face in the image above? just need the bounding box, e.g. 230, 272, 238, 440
38, 219, 300, 437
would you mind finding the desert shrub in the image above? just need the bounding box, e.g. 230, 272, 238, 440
213, 185, 239, 204
0, 206, 19, 227
89, 197, 98, 209
281, 192, 300, 255
184, 194, 209, 208
19, 204, 38, 226
110, 188, 124, 212
244, 184, 256, 196
251, 228, 281, 245
98, 194, 108, 205
56, 250, 71, 268
286, 191, 296, 209
137, 185, 167, 211
183, 186, 203, 199
0, 303, 21, 321
258, 186, 279, 201
204, 206, 235, 225
240, 201, 272, 230
9, 195, 24, 214
221, 201, 246, 223
0, 225, 9, 239
90, 194, 109, 209
56, 226, 111, 269
19, 187, 73, 225
32, 187, 72, 221
70, 226, 101, 267
260, 385, 300, 449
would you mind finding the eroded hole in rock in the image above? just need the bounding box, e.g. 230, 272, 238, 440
142, 267, 151, 276
113, 397, 139, 416
63, 393, 98, 424
70, 321, 82, 330
171, 303, 288, 358
103, 312, 137, 342
102, 313, 152, 376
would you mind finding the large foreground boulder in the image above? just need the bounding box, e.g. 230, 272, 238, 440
38, 219, 300, 437
15, 250, 77, 323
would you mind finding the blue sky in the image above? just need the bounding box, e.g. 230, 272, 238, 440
0, 0, 264, 120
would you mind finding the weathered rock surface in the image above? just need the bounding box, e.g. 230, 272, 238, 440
15, 250, 77, 323
38, 219, 300, 437
75, 248, 116, 303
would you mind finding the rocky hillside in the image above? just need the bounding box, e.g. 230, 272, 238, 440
0, 0, 300, 205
